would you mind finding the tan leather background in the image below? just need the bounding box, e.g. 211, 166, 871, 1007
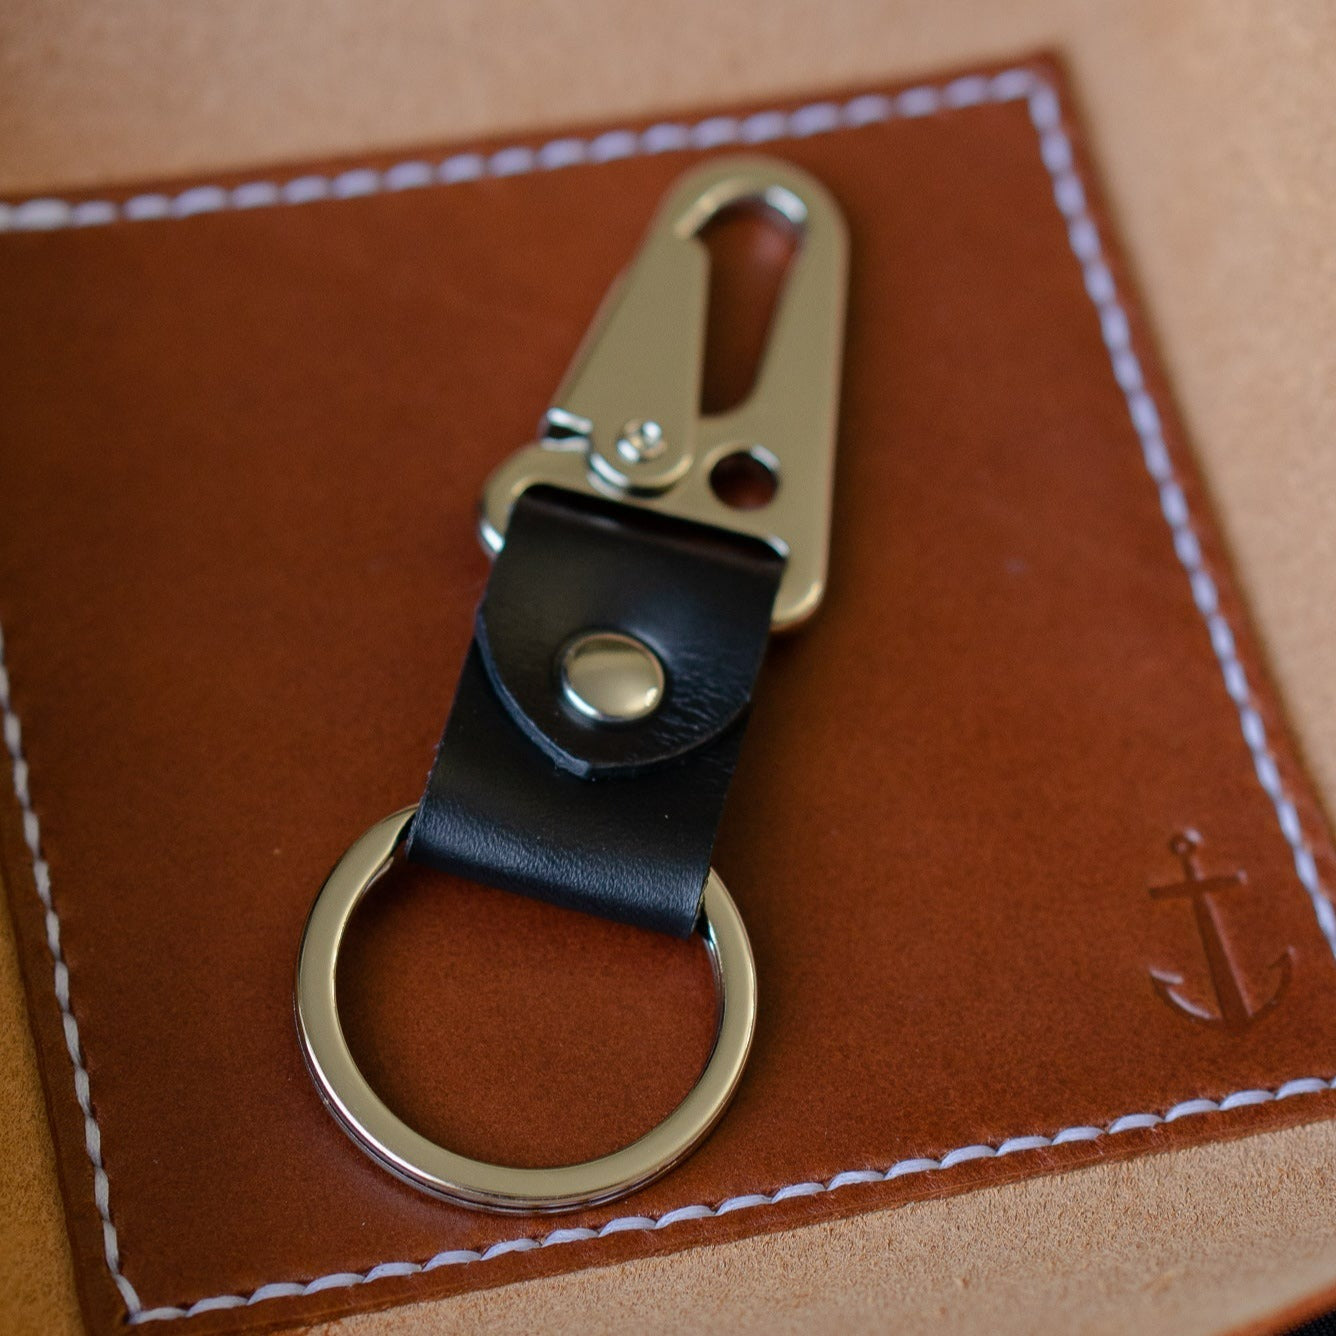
2, 4, 1334, 1334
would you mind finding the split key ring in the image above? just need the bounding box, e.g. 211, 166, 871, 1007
296, 807, 757, 1214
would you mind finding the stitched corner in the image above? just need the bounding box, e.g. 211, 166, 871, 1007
2, 62, 1334, 1326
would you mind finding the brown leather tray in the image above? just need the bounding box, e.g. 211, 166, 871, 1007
3, 53, 1335, 1335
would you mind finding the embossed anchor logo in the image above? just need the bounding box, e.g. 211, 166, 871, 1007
1149, 831, 1293, 1029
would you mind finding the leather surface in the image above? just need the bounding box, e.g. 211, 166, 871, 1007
407, 487, 784, 935
3, 53, 1336, 1336
472, 489, 783, 779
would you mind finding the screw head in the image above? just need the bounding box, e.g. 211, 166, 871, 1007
615, 418, 667, 464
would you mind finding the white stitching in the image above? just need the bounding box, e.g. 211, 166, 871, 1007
117, 1074, 1336, 1323
1020, 88, 1336, 959
0, 71, 1030, 232
0, 629, 144, 1317
1, 63, 1333, 1323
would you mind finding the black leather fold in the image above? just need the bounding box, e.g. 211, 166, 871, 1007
406, 485, 783, 935
475, 486, 781, 777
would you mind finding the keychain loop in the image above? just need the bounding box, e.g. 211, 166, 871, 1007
296, 807, 756, 1214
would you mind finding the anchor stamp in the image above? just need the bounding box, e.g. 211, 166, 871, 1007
1149, 830, 1293, 1029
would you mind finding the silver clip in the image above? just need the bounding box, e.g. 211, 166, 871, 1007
479, 156, 849, 631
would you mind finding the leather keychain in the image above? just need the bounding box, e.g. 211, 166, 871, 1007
296, 156, 848, 1213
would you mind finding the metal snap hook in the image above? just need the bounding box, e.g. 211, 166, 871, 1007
295, 808, 757, 1214
479, 155, 849, 632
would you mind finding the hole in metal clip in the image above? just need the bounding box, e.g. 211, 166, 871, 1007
698, 200, 800, 417
710, 446, 779, 510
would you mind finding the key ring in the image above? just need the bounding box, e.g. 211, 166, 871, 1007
296, 807, 757, 1213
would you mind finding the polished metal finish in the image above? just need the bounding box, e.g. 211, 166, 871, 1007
296, 807, 756, 1213
480, 156, 849, 631
560, 631, 666, 723
590, 414, 690, 495
616, 418, 666, 463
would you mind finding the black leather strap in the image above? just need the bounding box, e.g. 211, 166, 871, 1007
405, 485, 783, 936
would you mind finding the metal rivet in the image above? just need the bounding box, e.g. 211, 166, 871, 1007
560, 631, 665, 723
615, 418, 667, 464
